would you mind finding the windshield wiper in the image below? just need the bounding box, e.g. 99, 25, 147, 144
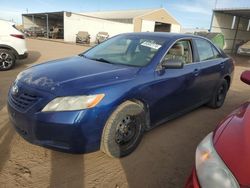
79, 54, 114, 65
91, 57, 114, 64
79, 54, 87, 58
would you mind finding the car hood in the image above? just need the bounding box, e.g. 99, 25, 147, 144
17, 56, 140, 94
214, 102, 250, 187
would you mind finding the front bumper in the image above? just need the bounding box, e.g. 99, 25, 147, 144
237, 50, 250, 56
7, 96, 109, 153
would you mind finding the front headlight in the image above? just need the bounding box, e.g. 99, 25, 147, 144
42, 94, 105, 112
196, 133, 240, 188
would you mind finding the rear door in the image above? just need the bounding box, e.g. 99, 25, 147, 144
193, 38, 225, 100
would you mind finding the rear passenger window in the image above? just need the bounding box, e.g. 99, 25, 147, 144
195, 39, 222, 61
195, 39, 215, 61
212, 46, 222, 59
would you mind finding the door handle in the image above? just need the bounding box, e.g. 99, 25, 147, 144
193, 68, 200, 76
220, 62, 225, 68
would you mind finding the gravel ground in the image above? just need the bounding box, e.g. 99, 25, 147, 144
0, 38, 250, 188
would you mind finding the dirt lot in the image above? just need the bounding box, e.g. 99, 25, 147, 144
0, 39, 250, 188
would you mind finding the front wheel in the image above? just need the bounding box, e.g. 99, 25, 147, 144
101, 101, 145, 158
207, 80, 228, 109
0, 49, 16, 71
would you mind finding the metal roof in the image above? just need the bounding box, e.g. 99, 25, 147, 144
21, 9, 180, 25
214, 8, 250, 19
22, 11, 64, 20
81, 8, 162, 19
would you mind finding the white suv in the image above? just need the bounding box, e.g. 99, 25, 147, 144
0, 20, 28, 71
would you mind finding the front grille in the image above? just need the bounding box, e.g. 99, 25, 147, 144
10, 91, 39, 112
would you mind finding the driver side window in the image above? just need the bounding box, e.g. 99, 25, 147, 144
164, 40, 193, 64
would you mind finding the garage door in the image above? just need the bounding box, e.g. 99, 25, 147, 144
141, 20, 155, 32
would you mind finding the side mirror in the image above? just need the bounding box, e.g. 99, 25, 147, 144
162, 60, 184, 69
241, 70, 250, 85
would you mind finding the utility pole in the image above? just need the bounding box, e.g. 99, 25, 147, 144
45, 14, 49, 38
214, 0, 218, 9
209, 0, 218, 32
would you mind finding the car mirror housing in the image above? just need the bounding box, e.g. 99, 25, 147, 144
241, 70, 250, 85
162, 60, 184, 69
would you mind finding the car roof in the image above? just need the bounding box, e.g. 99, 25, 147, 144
121, 32, 201, 40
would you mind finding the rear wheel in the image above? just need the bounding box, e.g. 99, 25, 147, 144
207, 79, 228, 109
0, 49, 16, 71
101, 101, 145, 158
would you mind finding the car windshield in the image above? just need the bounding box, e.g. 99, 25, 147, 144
82, 35, 166, 67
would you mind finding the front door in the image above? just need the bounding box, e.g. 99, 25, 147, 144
149, 39, 203, 125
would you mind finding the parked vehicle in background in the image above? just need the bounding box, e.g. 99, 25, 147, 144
237, 41, 250, 56
76, 31, 90, 44
49, 26, 64, 39
23, 29, 32, 37
195, 32, 225, 50
95, 32, 109, 44
0, 20, 28, 71
8, 33, 233, 158
25, 27, 47, 37
185, 71, 250, 188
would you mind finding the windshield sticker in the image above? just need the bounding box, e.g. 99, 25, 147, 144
141, 41, 162, 50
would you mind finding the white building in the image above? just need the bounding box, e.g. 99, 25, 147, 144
22, 8, 181, 43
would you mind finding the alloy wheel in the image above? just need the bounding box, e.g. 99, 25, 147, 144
0, 52, 13, 69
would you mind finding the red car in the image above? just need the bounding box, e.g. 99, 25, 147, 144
186, 70, 250, 188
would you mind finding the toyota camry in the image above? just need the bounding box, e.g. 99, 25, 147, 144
8, 33, 234, 158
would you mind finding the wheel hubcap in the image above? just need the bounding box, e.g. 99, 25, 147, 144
0, 53, 13, 69
115, 116, 136, 145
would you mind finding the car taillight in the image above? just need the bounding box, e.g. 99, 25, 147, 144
10, 34, 25, 39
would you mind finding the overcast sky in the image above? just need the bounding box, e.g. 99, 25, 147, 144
1, 0, 249, 28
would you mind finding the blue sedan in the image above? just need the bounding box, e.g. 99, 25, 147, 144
7, 33, 234, 157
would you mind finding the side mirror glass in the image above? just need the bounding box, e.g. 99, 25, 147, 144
162, 60, 184, 69
241, 70, 250, 85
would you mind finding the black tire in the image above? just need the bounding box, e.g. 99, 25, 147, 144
0, 49, 16, 71
101, 101, 145, 158
207, 79, 228, 109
